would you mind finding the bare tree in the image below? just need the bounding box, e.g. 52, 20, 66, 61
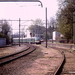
47, 17, 57, 39
1, 20, 11, 36
29, 19, 45, 38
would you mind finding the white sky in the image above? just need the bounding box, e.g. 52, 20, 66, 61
0, 0, 58, 33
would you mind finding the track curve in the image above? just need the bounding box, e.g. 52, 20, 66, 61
0, 44, 36, 65
41, 42, 75, 75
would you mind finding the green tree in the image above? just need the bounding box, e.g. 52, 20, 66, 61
57, 0, 75, 42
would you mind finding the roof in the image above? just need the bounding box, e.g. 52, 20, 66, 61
0, 0, 40, 2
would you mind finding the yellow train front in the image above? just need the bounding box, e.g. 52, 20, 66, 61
35, 37, 41, 44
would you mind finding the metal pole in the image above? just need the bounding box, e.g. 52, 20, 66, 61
19, 18, 20, 46
73, 12, 75, 44
22, 28, 24, 44
11, 20, 13, 45
46, 7, 47, 48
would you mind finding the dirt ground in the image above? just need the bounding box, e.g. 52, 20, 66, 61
0, 45, 63, 75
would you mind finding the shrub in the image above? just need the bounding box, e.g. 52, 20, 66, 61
0, 33, 10, 44
0, 33, 6, 38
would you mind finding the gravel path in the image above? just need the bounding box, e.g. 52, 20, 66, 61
0, 45, 63, 75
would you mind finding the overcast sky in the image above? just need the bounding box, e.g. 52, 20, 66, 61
0, 0, 58, 20
0, 0, 59, 33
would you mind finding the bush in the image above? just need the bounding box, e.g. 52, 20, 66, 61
0, 33, 6, 38
0, 33, 10, 44
59, 39, 73, 44
5, 35, 11, 44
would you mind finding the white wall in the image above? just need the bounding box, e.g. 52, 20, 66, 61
26, 29, 31, 38
53, 31, 60, 40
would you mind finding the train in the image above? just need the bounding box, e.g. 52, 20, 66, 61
13, 37, 41, 44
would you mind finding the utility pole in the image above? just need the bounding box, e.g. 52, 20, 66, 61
11, 20, 13, 45
19, 18, 21, 46
46, 7, 47, 48
73, 12, 75, 44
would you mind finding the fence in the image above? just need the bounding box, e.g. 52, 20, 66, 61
0, 38, 6, 47
48, 42, 75, 50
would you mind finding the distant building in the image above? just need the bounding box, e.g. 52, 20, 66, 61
26, 29, 43, 38
53, 31, 60, 40
26, 29, 31, 38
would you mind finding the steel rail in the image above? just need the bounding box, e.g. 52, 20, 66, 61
41, 43, 65, 75
0, 44, 36, 65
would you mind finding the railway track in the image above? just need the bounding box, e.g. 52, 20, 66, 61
0, 44, 36, 65
0, 44, 66, 75
42, 43, 75, 75
54, 47, 75, 75
1, 43, 75, 75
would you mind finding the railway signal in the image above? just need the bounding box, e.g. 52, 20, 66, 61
30, 33, 32, 37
